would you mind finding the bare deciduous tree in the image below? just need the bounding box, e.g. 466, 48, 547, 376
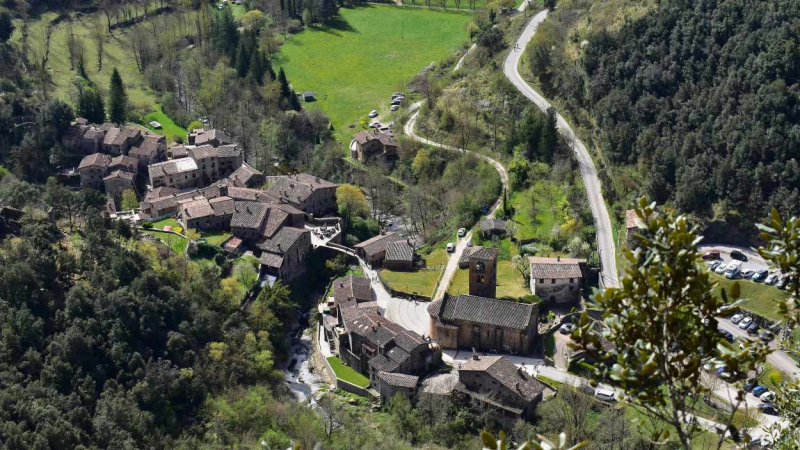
90, 17, 106, 70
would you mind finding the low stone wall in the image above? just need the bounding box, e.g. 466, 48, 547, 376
321, 356, 372, 398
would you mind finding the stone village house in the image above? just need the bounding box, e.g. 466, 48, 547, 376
529, 256, 586, 304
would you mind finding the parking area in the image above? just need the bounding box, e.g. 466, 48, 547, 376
698, 244, 769, 273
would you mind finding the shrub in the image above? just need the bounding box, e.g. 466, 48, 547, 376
769, 371, 783, 386
142, 222, 154, 229
173, 226, 184, 235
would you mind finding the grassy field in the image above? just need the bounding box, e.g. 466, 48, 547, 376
398, 0, 529, 11
277, 5, 473, 149
511, 180, 566, 242
327, 356, 370, 388
142, 230, 188, 254
203, 230, 232, 247
150, 217, 180, 229
11, 11, 169, 108
710, 273, 788, 321
380, 248, 448, 298
143, 104, 187, 143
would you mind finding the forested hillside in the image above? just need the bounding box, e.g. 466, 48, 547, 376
527, 0, 800, 222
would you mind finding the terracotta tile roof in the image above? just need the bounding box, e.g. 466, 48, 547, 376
385, 240, 414, 263
182, 198, 214, 219
429, 295, 535, 331
102, 126, 120, 145
368, 354, 399, 373
259, 252, 284, 269
226, 186, 278, 203
130, 134, 164, 158
209, 196, 235, 216
170, 145, 189, 159
224, 236, 243, 251
189, 144, 238, 160
353, 232, 404, 257
79, 153, 111, 169
379, 371, 419, 388
346, 314, 405, 346
228, 162, 263, 187
528, 257, 585, 279
459, 355, 546, 403
625, 209, 638, 229
333, 274, 373, 308
354, 129, 397, 147
262, 209, 289, 238
231, 201, 268, 230
265, 173, 338, 205
143, 187, 180, 203
193, 129, 233, 146
149, 158, 199, 177
109, 155, 138, 172
257, 226, 308, 253
470, 247, 498, 262
459, 246, 483, 267
103, 169, 135, 181
480, 219, 506, 232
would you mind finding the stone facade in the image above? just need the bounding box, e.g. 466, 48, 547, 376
469, 247, 498, 298
428, 295, 538, 355
529, 257, 585, 304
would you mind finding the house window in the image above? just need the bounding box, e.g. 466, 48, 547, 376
539, 278, 544, 284
479, 275, 485, 284
569, 278, 574, 283
551, 279, 556, 284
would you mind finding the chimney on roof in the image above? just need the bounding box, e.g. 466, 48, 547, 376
246, 205, 251, 214
557, 256, 561, 262
277, 243, 282, 251
219, 184, 228, 197
471, 348, 479, 360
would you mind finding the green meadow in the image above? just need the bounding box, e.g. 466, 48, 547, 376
276, 5, 473, 149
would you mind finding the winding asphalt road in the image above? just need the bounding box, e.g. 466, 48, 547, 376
403, 103, 510, 301
504, 9, 619, 288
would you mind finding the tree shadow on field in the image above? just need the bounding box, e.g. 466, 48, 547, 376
316, 16, 358, 36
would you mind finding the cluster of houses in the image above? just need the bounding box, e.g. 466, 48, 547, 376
64, 118, 347, 284
139, 173, 339, 282
319, 241, 588, 422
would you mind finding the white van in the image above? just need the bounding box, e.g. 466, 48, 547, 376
724, 260, 742, 279
594, 388, 616, 402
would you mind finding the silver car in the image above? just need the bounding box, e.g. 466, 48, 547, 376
738, 316, 753, 329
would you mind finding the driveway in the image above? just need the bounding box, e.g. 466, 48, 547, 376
403, 105, 510, 301
503, 9, 619, 288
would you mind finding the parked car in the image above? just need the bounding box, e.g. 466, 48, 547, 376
559, 323, 575, 335
731, 313, 744, 324
466, 242, 473, 248
594, 388, 616, 402
708, 260, 722, 270
390, 105, 399, 111
752, 385, 768, 397
752, 269, 769, 282
446, 242, 455, 253
725, 260, 743, 279
393, 92, 403, 97
703, 250, 721, 260
369, 110, 379, 118
730, 250, 748, 261
741, 269, 754, 279
761, 391, 777, 403
777, 276, 789, 289
719, 329, 734, 342
766, 272, 780, 285
738, 316, 753, 329
457, 228, 466, 238
747, 322, 760, 335
759, 331, 774, 343
391, 99, 402, 106
743, 379, 757, 392
715, 263, 729, 274
758, 403, 778, 415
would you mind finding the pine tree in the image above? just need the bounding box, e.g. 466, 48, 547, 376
247, 50, 264, 85
265, 57, 276, 82
78, 87, 105, 124
278, 67, 301, 111
320, 0, 339, 23
108, 68, 127, 124
235, 41, 249, 78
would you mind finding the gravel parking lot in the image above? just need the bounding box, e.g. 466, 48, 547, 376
698, 244, 772, 274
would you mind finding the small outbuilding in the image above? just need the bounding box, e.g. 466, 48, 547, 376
149, 121, 162, 129
384, 240, 415, 271
479, 219, 507, 238
377, 371, 419, 404
300, 92, 316, 102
